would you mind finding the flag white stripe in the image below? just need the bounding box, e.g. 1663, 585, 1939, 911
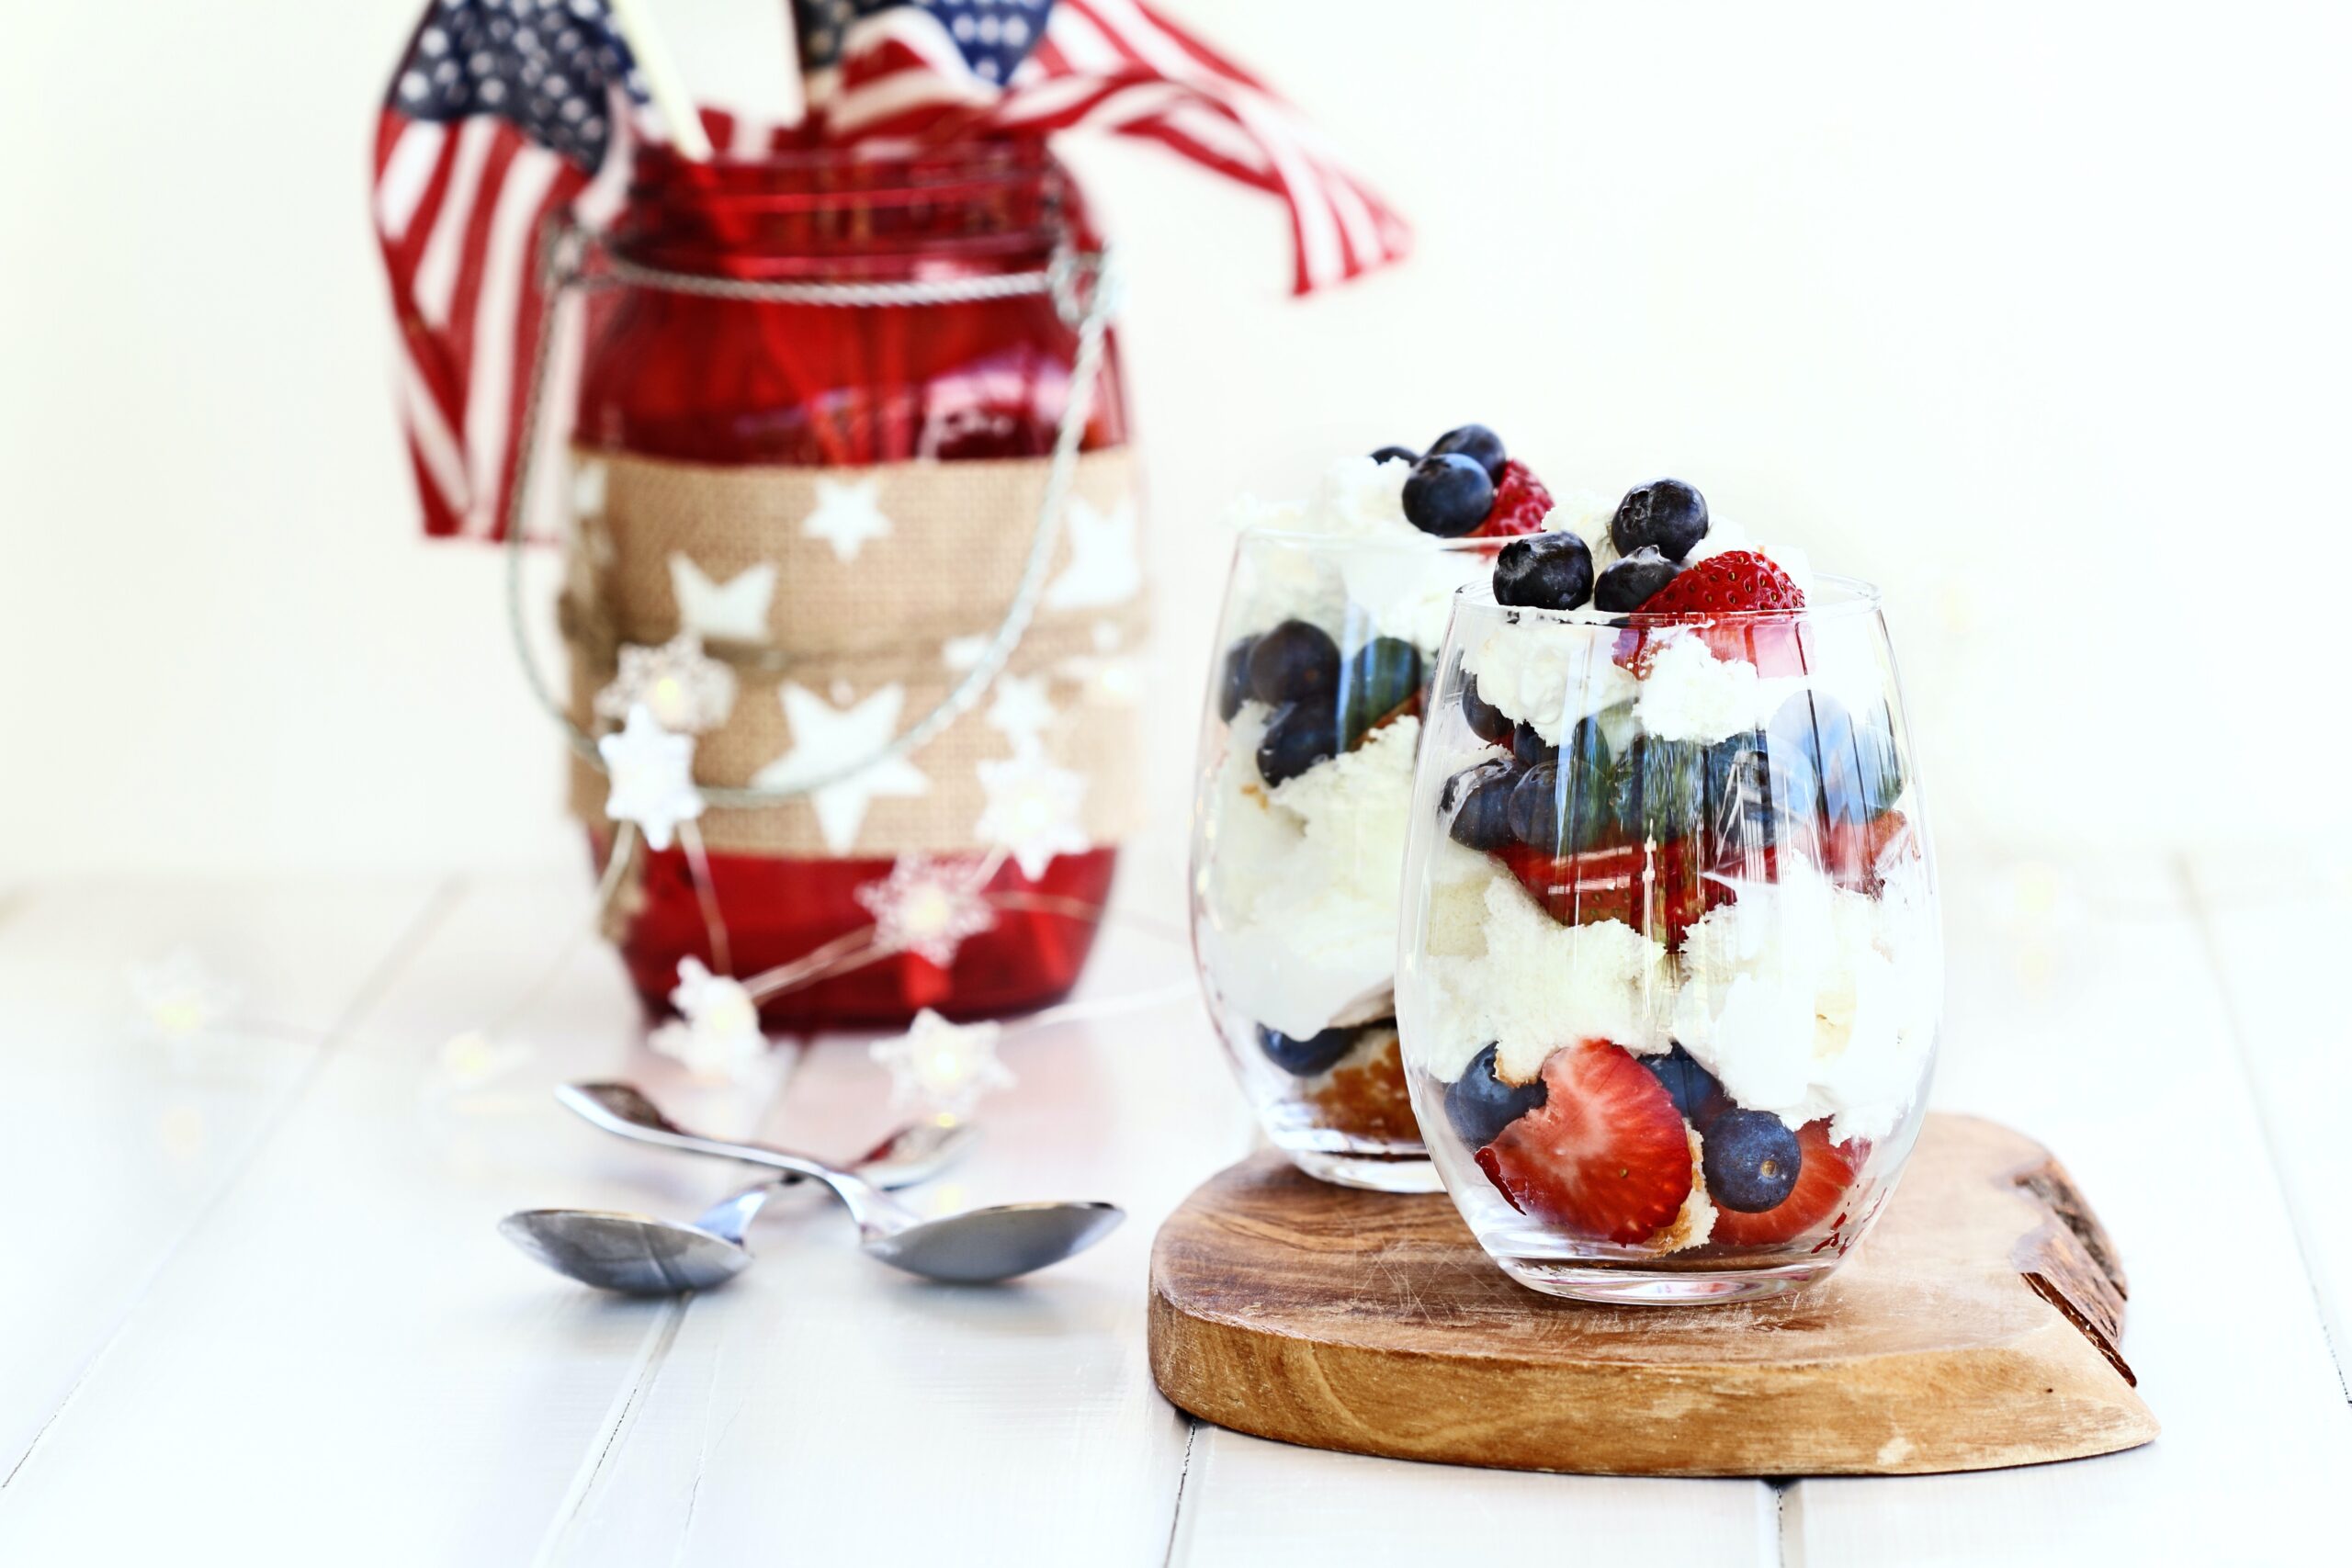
460, 150, 562, 538
1040, 4, 1130, 73
375, 120, 448, 243
1153, 100, 1274, 177
414, 117, 500, 329
1077, 0, 1205, 79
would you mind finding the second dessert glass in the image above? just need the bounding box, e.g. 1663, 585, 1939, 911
1396, 580, 1941, 1299
1189, 525, 1493, 1190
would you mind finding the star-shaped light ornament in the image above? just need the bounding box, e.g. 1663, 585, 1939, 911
975, 753, 1091, 879
802, 475, 894, 562
648, 958, 769, 1081
594, 631, 737, 733
751, 683, 932, 853
1043, 495, 1141, 610
872, 1008, 1014, 1120
668, 553, 777, 642
984, 672, 1057, 757
854, 855, 998, 967
598, 704, 705, 852
129, 950, 240, 1046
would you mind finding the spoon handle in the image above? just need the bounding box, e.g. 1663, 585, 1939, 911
557, 1082, 913, 1235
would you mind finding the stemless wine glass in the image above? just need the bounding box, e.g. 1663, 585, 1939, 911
1396, 578, 1940, 1301
1189, 525, 1495, 1190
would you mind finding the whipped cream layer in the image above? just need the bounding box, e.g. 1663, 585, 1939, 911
1202, 710, 1422, 1041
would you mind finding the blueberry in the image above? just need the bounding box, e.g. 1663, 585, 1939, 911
1770, 694, 1901, 830
1704, 726, 1819, 861
1401, 454, 1496, 537
1461, 677, 1515, 745
1255, 702, 1340, 786
1444, 759, 1522, 851
1257, 1022, 1357, 1076
1246, 619, 1340, 705
1702, 1108, 1804, 1213
1610, 479, 1710, 562
1511, 720, 1557, 768
1216, 635, 1260, 722
1512, 719, 1616, 852
1591, 546, 1683, 613
1370, 445, 1420, 466
1340, 637, 1423, 743
1428, 423, 1508, 482
1507, 761, 1561, 849
1444, 1043, 1547, 1147
1613, 734, 1703, 843
1492, 532, 1594, 611
1645, 1044, 1727, 1127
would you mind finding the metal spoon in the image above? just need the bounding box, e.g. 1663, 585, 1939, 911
554, 1081, 1125, 1284
502, 1115, 976, 1295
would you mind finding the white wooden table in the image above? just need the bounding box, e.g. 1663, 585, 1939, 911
0, 844, 2343, 1565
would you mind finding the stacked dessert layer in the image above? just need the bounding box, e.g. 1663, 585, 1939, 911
1197, 426, 1549, 1149
1404, 479, 1938, 1255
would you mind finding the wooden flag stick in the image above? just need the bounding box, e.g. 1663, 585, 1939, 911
607, 0, 715, 161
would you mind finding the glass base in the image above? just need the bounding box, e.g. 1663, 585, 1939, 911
1284, 1147, 1442, 1193
1491, 1256, 1837, 1304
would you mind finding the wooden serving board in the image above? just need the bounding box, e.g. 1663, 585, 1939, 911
1148, 1113, 2155, 1476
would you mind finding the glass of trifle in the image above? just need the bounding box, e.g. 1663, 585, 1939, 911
1190, 425, 1555, 1190
1396, 479, 1941, 1300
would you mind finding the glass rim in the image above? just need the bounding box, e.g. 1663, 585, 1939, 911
1447, 570, 1884, 626
1231, 524, 1503, 556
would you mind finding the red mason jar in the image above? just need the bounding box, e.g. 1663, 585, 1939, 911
565, 142, 1136, 1031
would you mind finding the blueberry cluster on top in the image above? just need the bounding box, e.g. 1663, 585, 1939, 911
1491, 475, 1715, 615
1220, 620, 1425, 789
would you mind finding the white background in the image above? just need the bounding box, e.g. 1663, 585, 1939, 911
4, 0, 2347, 881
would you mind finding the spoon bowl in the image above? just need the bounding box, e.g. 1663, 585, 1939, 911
500, 1206, 753, 1295
868, 1201, 1125, 1284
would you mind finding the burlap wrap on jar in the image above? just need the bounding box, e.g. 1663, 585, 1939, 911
561, 446, 1148, 859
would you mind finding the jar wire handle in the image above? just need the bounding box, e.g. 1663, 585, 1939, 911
500, 213, 1121, 807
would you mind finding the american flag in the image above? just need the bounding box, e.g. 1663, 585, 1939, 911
374, 0, 1408, 540
797, 0, 1412, 296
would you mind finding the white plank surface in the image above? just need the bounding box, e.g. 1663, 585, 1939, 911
0, 875, 795, 1566
0, 878, 441, 1474
0, 854, 2343, 1564
2186, 850, 2351, 1395
539, 889, 1253, 1568
1790, 855, 2352, 1566
1170, 1431, 1775, 1567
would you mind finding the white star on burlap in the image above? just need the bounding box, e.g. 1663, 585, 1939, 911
871, 1008, 1014, 1119
648, 958, 767, 1080
985, 672, 1057, 756
598, 704, 704, 852
751, 683, 932, 853
668, 554, 777, 642
854, 854, 998, 967
594, 631, 737, 733
1043, 495, 1140, 610
802, 475, 894, 562
975, 752, 1090, 879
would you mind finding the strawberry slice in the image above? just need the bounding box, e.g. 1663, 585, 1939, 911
1641, 550, 1804, 615
1617, 550, 1810, 676
1708, 1120, 1860, 1247
1472, 459, 1554, 536
1475, 1041, 1693, 1244
1804, 808, 1910, 895
1494, 839, 1718, 948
